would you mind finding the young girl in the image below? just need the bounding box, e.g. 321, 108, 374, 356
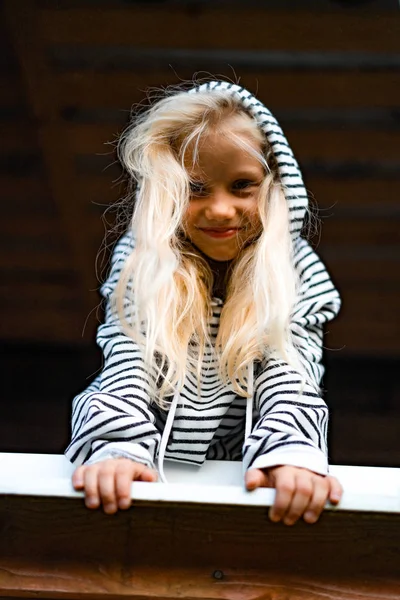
66, 80, 343, 525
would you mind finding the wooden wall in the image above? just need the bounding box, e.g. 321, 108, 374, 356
1, 0, 399, 357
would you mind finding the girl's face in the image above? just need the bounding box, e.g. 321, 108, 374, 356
182, 117, 264, 261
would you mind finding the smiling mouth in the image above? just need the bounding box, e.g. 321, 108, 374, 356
198, 228, 242, 238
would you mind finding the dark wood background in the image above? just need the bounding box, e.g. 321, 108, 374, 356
0, 0, 399, 466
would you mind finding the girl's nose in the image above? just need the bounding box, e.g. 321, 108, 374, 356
204, 191, 236, 221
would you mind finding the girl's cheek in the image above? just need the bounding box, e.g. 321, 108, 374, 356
247, 210, 262, 232
183, 203, 198, 224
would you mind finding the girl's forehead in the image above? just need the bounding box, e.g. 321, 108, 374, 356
184, 120, 265, 178
185, 141, 264, 183
208, 112, 263, 143
183, 114, 265, 170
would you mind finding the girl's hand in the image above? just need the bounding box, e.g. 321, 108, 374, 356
72, 458, 158, 514
245, 465, 342, 525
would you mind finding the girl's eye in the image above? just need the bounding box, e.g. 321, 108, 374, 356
189, 181, 208, 196
232, 179, 258, 192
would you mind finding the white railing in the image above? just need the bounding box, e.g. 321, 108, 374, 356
1, 452, 399, 513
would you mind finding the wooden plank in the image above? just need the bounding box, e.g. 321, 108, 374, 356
38, 8, 400, 52
316, 217, 400, 247
3, 1, 98, 316
327, 288, 400, 354
0, 281, 81, 309
331, 414, 400, 466
35, 0, 400, 11
1, 217, 68, 237
55, 71, 400, 110
0, 75, 25, 108
0, 123, 38, 152
0, 175, 49, 202
287, 129, 400, 162
320, 253, 400, 286
0, 494, 399, 599
308, 178, 400, 208
1, 217, 111, 247
0, 249, 70, 271
0, 308, 93, 342
76, 175, 126, 209
67, 123, 400, 162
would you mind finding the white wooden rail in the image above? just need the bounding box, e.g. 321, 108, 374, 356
1, 453, 400, 513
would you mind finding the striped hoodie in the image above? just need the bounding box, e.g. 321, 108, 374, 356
65, 81, 341, 478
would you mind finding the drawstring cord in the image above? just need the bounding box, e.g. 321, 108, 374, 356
157, 362, 254, 483
245, 361, 254, 441
157, 388, 180, 483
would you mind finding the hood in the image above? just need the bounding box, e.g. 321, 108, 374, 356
189, 81, 308, 240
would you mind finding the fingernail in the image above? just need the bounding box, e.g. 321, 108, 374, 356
331, 493, 341, 503
269, 509, 280, 522
104, 503, 116, 514
85, 497, 98, 508
304, 511, 317, 523
118, 498, 130, 510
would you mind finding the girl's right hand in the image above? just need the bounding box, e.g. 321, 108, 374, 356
72, 458, 158, 514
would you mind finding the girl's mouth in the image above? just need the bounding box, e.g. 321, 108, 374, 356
199, 228, 241, 239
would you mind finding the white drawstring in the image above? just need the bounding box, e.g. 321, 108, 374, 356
245, 361, 254, 441
157, 362, 254, 483
157, 388, 180, 483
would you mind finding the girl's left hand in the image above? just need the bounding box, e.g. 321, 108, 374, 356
245, 465, 343, 525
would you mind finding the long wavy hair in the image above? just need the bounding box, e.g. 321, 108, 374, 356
114, 89, 301, 406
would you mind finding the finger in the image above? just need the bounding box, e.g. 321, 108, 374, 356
245, 468, 270, 491
269, 470, 296, 523
115, 462, 135, 510
303, 477, 330, 524
282, 474, 314, 526
327, 476, 343, 505
138, 467, 158, 483
83, 465, 101, 509
98, 462, 118, 514
72, 466, 85, 490
116, 463, 157, 509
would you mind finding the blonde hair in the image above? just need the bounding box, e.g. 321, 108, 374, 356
115, 89, 300, 406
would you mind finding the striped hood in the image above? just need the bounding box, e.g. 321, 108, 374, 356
189, 80, 308, 240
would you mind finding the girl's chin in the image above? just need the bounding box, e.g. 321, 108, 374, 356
199, 248, 239, 261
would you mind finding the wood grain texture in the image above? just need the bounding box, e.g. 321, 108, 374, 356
0, 75, 26, 109
327, 288, 400, 354
2, 0, 98, 315
0, 495, 399, 599
38, 8, 400, 52
54, 71, 400, 110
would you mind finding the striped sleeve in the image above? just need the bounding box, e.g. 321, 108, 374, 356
242, 239, 341, 476
65, 232, 161, 468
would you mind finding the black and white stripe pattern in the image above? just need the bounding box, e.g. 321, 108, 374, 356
65, 82, 341, 476
66, 234, 340, 475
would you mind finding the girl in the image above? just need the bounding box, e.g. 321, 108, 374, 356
66, 80, 343, 525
